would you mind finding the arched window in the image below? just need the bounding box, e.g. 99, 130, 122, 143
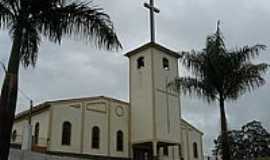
193, 142, 198, 158
92, 126, 100, 149
34, 123, 40, 144
62, 121, 71, 145
116, 130, 124, 151
163, 58, 169, 70
12, 130, 17, 142
137, 57, 145, 69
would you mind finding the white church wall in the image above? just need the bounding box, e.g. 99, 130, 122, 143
30, 110, 50, 146
82, 99, 108, 156
181, 122, 203, 160
181, 128, 189, 160
153, 49, 181, 143
187, 129, 203, 160
12, 109, 50, 146
109, 100, 129, 158
130, 48, 154, 142
48, 102, 82, 154
12, 119, 28, 144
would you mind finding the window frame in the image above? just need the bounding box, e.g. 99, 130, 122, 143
61, 121, 72, 146
137, 56, 145, 69
92, 126, 100, 149
34, 122, 40, 145
162, 57, 170, 71
12, 130, 17, 142
116, 130, 124, 152
193, 142, 198, 158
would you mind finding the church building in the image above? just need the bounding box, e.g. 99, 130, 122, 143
11, 42, 204, 160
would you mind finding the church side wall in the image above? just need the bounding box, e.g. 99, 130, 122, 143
187, 129, 203, 160
130, 48, 154, 142
48, 103, 82, 154
47, 98, 129, 158
181, 124, 203, 160
12, 119, 28, 144
12, 110, 50, 147
109, 101, 129, 158
31, 110, 50, 146
82, 99, 109, 156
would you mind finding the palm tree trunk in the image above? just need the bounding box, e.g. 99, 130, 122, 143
0, 29, 23, 160
219, 96, 231, 160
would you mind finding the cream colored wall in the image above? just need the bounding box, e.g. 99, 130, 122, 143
153, 48, 181, 143
129, 47, 182, 143
130, 48, 154, 142
81, 98, 129, 158
181, 121, 203, 160
108, 101, 129, 158
12, 120, 28, 144
48, 102, 82, 153
12, 110, 50, 146
82, 99, 108, 156
187, 130, 203, 160
31, 110, 50, 146
47, 98, 129, 158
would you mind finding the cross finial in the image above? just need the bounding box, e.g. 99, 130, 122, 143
144, 0, 160, 43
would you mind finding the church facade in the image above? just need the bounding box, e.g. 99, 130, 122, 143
11, 43, 204, 160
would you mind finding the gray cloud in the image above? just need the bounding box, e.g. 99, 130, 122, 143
1, 0, 270, 156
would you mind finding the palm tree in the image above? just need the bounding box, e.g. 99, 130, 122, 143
168, 22, 269, 160
0, 0, 121, 159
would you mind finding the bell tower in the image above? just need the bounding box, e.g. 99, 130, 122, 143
125, 42, 182, 159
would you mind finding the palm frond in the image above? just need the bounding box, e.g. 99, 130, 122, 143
228, 44, 266, 65
180, 50, 206, 77
37, 0, 122, 50
168, 77, 217, 103
19, 24, 40, 67
224, 63, 269, 100
0, 2, 14, 29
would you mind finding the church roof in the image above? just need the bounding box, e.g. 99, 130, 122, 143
181, 118, 204, 135
15, 102, 51, 121
48, 96, 129, 105
15, 96, 128, 121
124, 42, 181, 58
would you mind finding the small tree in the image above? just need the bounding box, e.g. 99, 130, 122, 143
168, 22, 269, 160
213, 121, 270, 160
0, 0, 121, 159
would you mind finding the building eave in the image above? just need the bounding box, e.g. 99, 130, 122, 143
48, 96, 129, 106
181, 118, 204, 135
15, 102, 51, 121
124, 42, 181, 59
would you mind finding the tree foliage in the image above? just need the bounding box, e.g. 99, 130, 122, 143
168, 25, 268, 103
168, 22, 269, 160
213, 121, 270, 160
0, 0, 122, 67
0, 0, 121, 159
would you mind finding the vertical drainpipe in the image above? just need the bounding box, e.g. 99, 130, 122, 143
107, 98, 112, 157
47, 104, 53, 151
200, 134, 204, 160
128, 57, 132, 159
187, 130, 191, 160
80, 103, 85, 153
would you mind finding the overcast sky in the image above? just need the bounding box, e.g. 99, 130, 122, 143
1, 0, 270, 156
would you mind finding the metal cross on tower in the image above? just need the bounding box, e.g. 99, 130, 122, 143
144, 0, 160, 43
